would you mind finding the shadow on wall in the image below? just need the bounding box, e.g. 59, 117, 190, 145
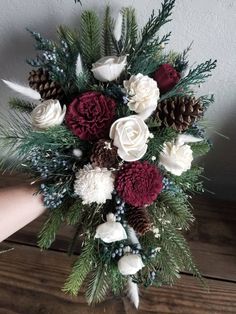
203, 110, 236, 201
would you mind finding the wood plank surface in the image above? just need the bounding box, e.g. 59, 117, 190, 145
0, 243, 236, 314
6, 195, 236, 281
1, 173, 236, 313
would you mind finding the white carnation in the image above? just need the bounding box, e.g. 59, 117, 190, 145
31, 99, 66, 129
159, 141, 193, 176
95, 213, 127, 243
118, 254, 144, 275
74, 164, 114, 204
109, 115, 150, 162
124, 74, 160, 120
159, 134, 203, 176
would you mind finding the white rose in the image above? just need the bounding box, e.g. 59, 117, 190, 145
31, 99, 66, 129
95, 213, 127, 243
124, 74, 160, 120
118, 254, 144, 275
91, 56, 127, 82
109, 115, 150, 162
159, 141, 193, 176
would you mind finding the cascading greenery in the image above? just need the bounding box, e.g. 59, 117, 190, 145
0, 0, 216, 306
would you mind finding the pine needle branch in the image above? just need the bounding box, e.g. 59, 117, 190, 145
102, 6, 115, 56
80, 10, 101, 69
85, 263, 110, 304
38, 206, 64, 249
8, 98, 35, 113
63, 236, 96, 295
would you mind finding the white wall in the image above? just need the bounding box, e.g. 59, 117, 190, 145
0, 0, 235, 200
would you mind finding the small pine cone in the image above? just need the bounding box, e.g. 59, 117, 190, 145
90, 139, 119, 169
28, 68, 64, 100
126, 207, 152, 235
156, 96, 203, 132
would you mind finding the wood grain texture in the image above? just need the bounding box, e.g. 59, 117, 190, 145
0, 243, 236, 314
6, 194, 236, 281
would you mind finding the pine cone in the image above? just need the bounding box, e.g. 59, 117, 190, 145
28, 68, 64, 100
126, 207, 152, 235
156, 96, 203, 132
90, 139, 118, 169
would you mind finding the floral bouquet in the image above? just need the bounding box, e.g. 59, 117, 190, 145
0, 0, 216, 308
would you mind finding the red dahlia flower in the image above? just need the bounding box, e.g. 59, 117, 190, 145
115, 161, 163, 207
66, 91, 116, 141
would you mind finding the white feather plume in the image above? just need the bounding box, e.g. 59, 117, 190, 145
127, 277, 139, 308
76, 54, 83, 77
127, 226, 140, 245
2, 80, 41, 100
176, 134, 203, 146
113, 12, 123, 42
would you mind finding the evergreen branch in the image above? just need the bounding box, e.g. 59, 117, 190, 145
8, 98, 35, 113
169, 166, 204, 193
85, 262, 110, 304
66, 199, 85, 225
102, 6, 115, 56
198, 94, 215, 110
38, 206, 64, 249
174, 42, 193, 72
119, 7, 138, 55
190, 140, 211, 158
129, 32, 171, 75
18, 125, 82, 154
161, 59, 217, 100
129, 0, 175, 63
154, 191, 194, 230
80, 10, 101, 69
63, 236, 95, 295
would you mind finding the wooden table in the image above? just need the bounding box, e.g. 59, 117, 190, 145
0, 176, 236, 313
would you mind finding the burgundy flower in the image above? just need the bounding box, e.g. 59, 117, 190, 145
66, 91, 116, 141
115, 161, 163, 207
153, 63, 180, 94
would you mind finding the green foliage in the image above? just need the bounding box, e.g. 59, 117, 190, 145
169, 166, 204, 193
158, 222, 202, 279
174, 42, 193, 72
63, 236, 96, 295
119, 7, 138, 55
8, 98, 35, 113
80, 10, 101, 69
85, 262, 110, 304
66, 199, 87, 225
102, 6, 115, 56
161, 59, 217, 100
129, 32, 171, 75
19, 125, 82, 154
155, 191, 194, 230
108, 264, 127, 296
129, 0, 175, 71
0, 111, 31, 171
190, 140, 211, 158
198, 94, 215, 110
27, 26, 80, 93
38, 206, 65, 249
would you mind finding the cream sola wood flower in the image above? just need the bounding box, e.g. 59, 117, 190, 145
95, 213, 127, 243
123, 73, 160, 120
91, 55, 127, 82
159, 134, 203, 176
109, 115, 151, 162
74, 164, 114, 204
31, 99, 66, 129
